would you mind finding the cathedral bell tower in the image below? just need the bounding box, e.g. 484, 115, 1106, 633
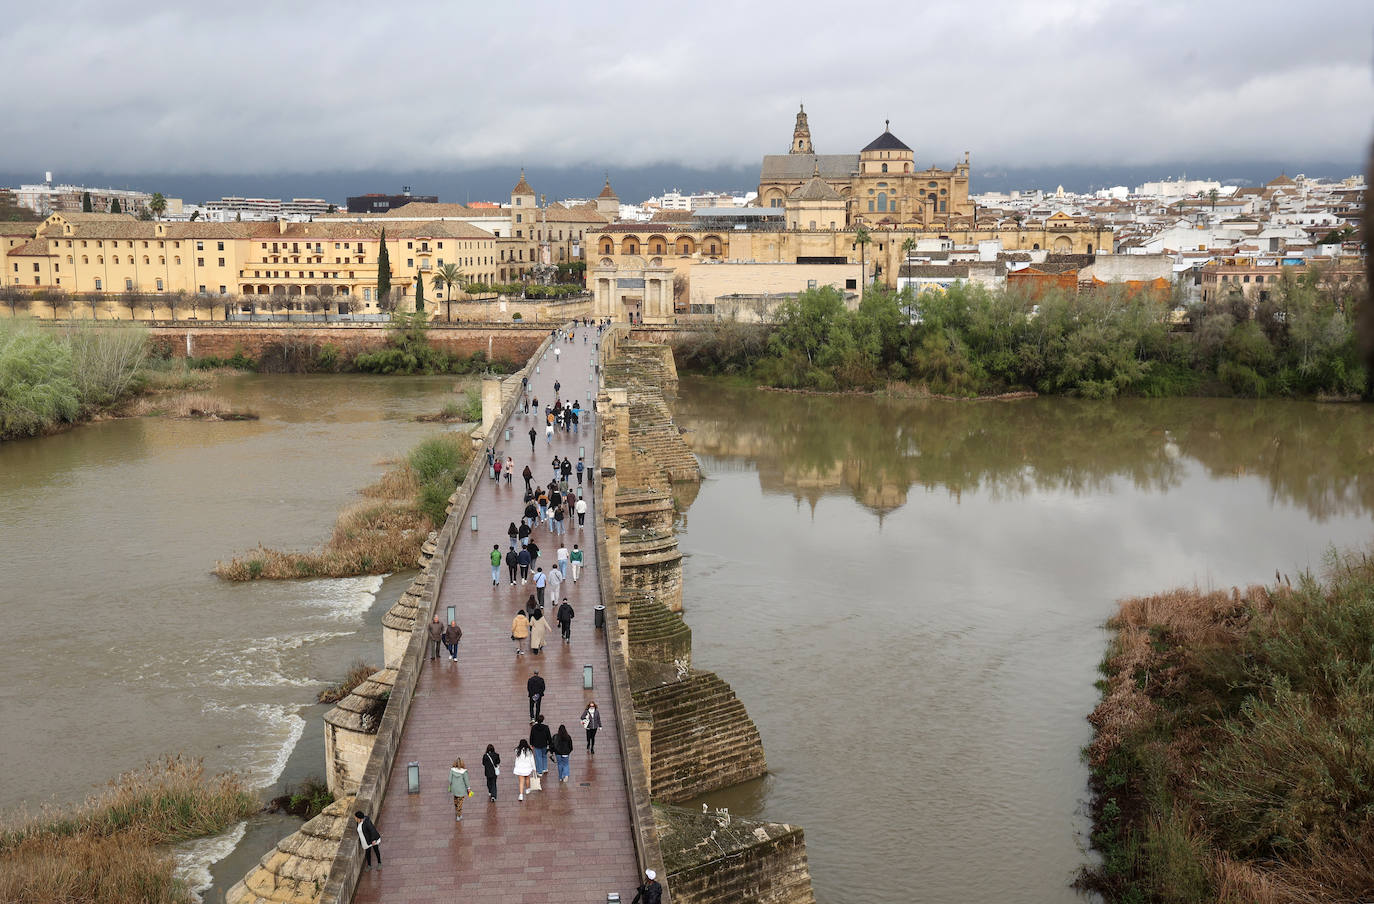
789, 104, 813, 155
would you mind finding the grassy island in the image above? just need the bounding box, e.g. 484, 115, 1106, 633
1081, 550, 1374, 902
0, 756, 257, 904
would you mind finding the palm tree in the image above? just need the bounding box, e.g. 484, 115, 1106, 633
854, 224, 871, 291
1208, 188, 1219, 212
149, 193, 167, 220
431, 262, 463, 322
900, 235, 916, 274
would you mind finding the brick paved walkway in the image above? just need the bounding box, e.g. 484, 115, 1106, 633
354, 326, 639, 904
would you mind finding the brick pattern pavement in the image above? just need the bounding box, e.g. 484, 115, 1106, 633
354, 326, 640, 904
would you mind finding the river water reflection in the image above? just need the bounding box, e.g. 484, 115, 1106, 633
671, 375, 1374, 904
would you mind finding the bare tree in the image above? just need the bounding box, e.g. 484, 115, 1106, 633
0, 286, 31, 318
45, 290, 73, 320
123, 292, 141, 320
145, 293, 159, 321
85, 293, 101, 320
165, 291, 184, 322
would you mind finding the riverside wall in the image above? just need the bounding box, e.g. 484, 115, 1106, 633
596, 327, 817, 904
132, 321, 550, 364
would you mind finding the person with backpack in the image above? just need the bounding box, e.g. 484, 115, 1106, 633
489, 544, 502, 586
570, 544, 583, 581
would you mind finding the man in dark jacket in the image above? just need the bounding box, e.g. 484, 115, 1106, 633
631, 869, 662, 903
529, 714, 552, 775
522, 464, 534, 493
556, 599, 574, 643
442, 620, 462, 662
426, 615, 444, 661
354, 811, 382, 869
506, 547, 519, 585
517, 547, 531, 584
527, 669, 545, 722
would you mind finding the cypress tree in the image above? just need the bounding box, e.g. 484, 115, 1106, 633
414, 274, 424, 313
109, 198, 121, 214
82, 191, 92, 212
376, 228, 391, 306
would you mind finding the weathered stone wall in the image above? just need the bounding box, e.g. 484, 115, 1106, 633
656, 805, 817, 904
633, 669, 767, 802
227, 796, 356, 904
322, 668, 397, 796
141, 322, 547, 364
601, 324, 814, 903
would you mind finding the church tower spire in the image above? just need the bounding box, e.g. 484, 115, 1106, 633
789, 103, 813, 155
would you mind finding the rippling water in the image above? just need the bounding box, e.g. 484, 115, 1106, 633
0, 374, 462, 818
672, 377, 1374, 904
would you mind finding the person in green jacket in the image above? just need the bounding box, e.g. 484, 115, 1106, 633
490, 544, 502, 586
449, 758, 472, 821
570, 544, 584, 582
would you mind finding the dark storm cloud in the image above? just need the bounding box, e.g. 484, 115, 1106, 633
1, 0, 1369, 174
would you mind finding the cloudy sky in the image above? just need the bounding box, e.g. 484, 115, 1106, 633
2, 0, 1371, 176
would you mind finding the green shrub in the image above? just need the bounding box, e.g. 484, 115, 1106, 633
0, 322, 81, 438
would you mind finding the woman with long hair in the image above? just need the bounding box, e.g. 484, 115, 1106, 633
513, 739, 535, 801
581, 701, 602, 754
481, 744, 500, 802
552, 724, 574, 783
448, 757, 471, 821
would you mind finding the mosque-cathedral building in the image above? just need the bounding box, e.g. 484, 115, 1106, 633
585, 107, 1111, 321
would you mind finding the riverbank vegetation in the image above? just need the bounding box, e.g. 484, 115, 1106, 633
0, 320, 149, 440
0, 755, 257, 904
215, 432, 470, 580
417, 387, 483, 423
317, 660, 377, 704
1080, 549, 1374, 902
352, 311, 516, 375
675, 271, 1367, 399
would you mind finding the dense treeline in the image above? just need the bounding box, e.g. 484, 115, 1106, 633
1082, 552, 1374, 902
675, 271, 1368, 399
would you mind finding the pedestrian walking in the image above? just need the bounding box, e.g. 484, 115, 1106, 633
505, 547, 519, 585
545, 422, 554, 445
504, 456, 514, 484
448, 758, 471, 821
443, 620, 462, 662
547, 563, 563, 601
427, 614, 444, 661
354, 811, 382, 870
557, 598, 574, 642
556, 544, 570, 578
528, 426, 536, 452
522, 464, 534, 493
552, 724, 574, 783
581, 701, 602, 753
489, 544, 502, 586
527, 540, 541, 571
561, 457, 573, 483
555, 346, 561, 362
533, 568, 547, 607
575, 497, 587, 527
481, 744, 500, 801
530, 714, 552, 775
493, 455, 502, 482
570, 544, 583, 581
511, 609, 529, 656
576, 457, 584, 485
527, 668, 545, 721
529, 607, 550, 655
632, 870, 663, 904
507, 521, 519, 550
513, 739, 535, 802
554, 380, 561, 395
517, 546, 531, 582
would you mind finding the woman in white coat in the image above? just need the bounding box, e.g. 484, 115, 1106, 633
513, 739, 536, 801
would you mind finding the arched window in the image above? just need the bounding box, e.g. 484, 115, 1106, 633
81, 255, 88, 264
599, 238, 613, 255
881, 163, 888, 173
877, 192, 888, 212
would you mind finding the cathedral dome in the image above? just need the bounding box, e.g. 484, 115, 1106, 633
862, 122, 910, 153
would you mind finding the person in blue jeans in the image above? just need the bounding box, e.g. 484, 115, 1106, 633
529, 715, 552, 775
489, 544, 502, 586
552, 724, 574, 782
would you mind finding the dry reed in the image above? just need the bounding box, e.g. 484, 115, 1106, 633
317, 660, 378, 704
214, 438, 465, 581
0, 755, 257, 904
